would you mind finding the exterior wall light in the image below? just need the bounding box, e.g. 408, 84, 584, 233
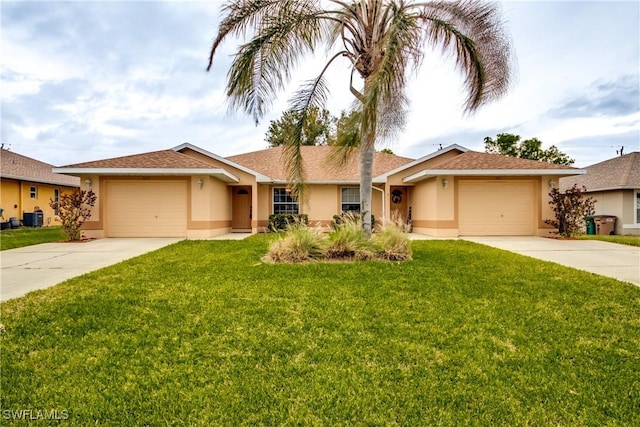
197, 178, 204, 190
442, 179, 449, 189
548, 179, 556, 189
85, 178, 92, 189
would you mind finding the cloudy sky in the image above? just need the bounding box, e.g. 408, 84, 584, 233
2, 0, 639, 168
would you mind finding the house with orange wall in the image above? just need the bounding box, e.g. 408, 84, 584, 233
1, 148, 80, 226
53, 143, 584, 238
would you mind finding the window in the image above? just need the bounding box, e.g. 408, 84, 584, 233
273, 187, 299, 214
636, 190, 640, 224
30, 186, 37, 199
54, 189, 60, 215
341, 187, 360, 213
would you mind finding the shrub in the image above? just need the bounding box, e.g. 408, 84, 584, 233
264, 223, 326, 263
326, 212, 375, 260
268, 214, 309, 232
264, 214, 412, 263
374, 222, 413, 261
49, 189, 97, 241
544, 184, 595, 238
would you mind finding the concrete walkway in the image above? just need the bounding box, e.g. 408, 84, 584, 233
1, 238, 182, 301
462, 236, 640, 286
0, 234, 255, 302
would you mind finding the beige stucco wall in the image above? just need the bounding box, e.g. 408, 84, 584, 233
408, 175, 559, 237
256, 184, 385, 232
80, 174, 237, 239
0, 178, 77, 227
589, 189, 639, 235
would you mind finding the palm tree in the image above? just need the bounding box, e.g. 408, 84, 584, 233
207, 0, 513, 236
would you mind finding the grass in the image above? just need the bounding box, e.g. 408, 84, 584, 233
0, 226, 64, 250
1, 235, 639, 425
575, 233, 640, 247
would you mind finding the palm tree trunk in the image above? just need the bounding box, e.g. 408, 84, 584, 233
360, 131, 375, 237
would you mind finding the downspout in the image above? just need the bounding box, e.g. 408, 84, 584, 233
372, 186, 385, 223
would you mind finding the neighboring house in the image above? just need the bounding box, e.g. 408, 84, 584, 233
0, 148, 80, 226
560, 152, 640, 235
53, 143, 583, 238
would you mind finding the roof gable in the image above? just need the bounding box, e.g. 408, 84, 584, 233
560, 151, 640, 191
1, 149, 79, 187
403, 151, 583, 183
59, 149, 219, 169
434, 151, 581, 170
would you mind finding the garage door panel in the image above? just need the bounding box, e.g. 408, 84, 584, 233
106, 181, 187, 237
459, 181, 535, 236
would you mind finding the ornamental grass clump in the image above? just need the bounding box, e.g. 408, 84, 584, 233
265, 213, 411, 263
326, 212, 375, 260
374, 221, 413, 261
264, 223, 326, 263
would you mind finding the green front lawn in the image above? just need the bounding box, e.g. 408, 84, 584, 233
0, 226, 65, 250
2, 236, 639, 425
575, 233, 640, 247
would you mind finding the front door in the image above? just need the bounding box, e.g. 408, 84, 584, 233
232, 186, 252, 230
390, 186, 408, 224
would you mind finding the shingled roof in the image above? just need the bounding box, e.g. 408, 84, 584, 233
560, 152, 640, 191
1, 149, 79, 187
226, 145, 414, 182
60, 149, 220, 169
430, 151, 581, 170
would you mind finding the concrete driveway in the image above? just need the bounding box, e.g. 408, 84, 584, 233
463, 236, 640, 286
1, 238, 182, 302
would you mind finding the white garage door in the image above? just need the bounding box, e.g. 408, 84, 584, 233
458, 180, 535, 236
106, 180, 187, 237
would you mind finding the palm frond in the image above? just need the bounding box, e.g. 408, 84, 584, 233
221, 1, 328, 123
418, 0, 513, 113
207, 0, 282, 71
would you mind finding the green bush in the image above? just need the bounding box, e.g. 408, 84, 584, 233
268, 214, 309, 232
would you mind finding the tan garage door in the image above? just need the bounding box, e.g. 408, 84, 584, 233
106, 180, 187, 237
458, 180, 535, 236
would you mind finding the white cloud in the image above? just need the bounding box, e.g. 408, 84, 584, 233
1, 0, 638, 168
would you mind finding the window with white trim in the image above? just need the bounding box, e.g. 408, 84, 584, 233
30, 186, 37, 199
273, 187, 299, 214
341, 187, 360, 213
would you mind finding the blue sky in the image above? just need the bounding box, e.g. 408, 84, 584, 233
1, 0, 639, 167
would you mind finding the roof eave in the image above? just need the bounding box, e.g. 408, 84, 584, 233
0, 173, 80, 187
581, 185, 640, 192
403, 168, 586, 184
373, 144, 468, 181
52, 168, 240, 183
172, 143, 271, 182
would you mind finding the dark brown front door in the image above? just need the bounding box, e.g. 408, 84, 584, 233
232, 187, 252, 230
390, 186, 408, 223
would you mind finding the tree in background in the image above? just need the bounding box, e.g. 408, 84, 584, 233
208, 0, 513, 236
544, 184, 595, 238
265, 107, 336, 147
484, 133, 574, 165
49, 189, 97, 241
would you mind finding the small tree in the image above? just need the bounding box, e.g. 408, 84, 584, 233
484, 133, 575, 165
545, 184, 595, 238
50, 189, 97, 241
